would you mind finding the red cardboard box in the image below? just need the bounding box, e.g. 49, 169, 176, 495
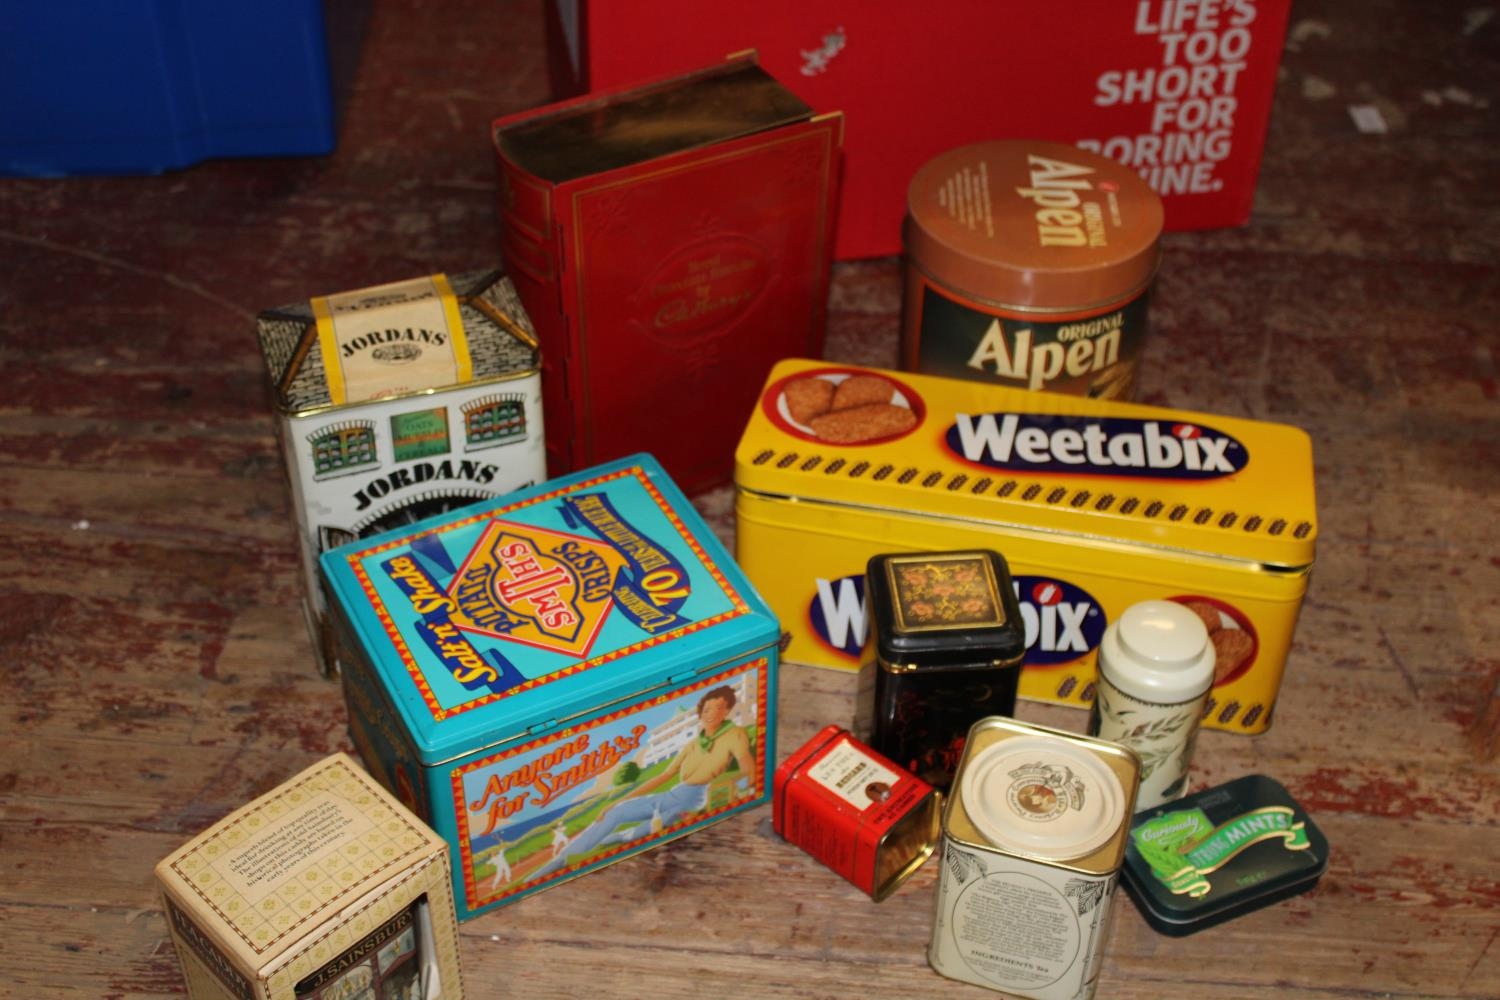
492, 56, 842, 493
548, 0, 1291, 260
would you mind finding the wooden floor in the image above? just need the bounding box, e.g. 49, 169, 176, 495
3, 1, 1497, 997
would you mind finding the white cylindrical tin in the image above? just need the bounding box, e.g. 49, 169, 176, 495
929, 717, 1140, 999
1090, 599, 1216, 809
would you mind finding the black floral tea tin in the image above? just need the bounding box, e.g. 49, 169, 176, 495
855, 549, 1027, 789
1122, 773, 1330, 935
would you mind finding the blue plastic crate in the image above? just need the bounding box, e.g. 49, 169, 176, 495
1, 1, 336, 176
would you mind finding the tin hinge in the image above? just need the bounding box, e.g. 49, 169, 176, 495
527, 718, 561, 737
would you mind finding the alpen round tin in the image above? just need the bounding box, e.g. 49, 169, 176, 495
901, 140, 1164, 400
928, 717, 1140, 1000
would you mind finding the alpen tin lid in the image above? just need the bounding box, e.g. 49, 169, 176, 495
944, 716, 1140, 874
866, 550, 1027, 669
905, 140, 1163, 313
1122, 773, 1330, 936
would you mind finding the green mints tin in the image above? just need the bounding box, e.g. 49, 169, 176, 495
1122, 773, 1329, 936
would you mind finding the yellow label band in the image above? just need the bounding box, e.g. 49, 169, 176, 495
312, 292, 346, 405
311, 273, 470, 406
432, 272, 473, 385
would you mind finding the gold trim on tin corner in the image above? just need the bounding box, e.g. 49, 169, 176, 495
872, 789, 943, 902
468, 294, 539, 353
811, 110, 846, 146
279, 320, 321, 409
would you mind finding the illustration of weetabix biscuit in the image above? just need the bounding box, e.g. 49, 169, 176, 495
831, 375, 895, 411
783, 377, 835, 424
1183, 600, 1225, 634
1211, 628, 1255, 682
808, 403, 917, 444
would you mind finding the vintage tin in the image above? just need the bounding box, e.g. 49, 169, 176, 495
733, 358, 1318, 734
1089, 599, 1216, 809
929, 717, 1140, 999
856, 549, 1027, 789
902, 140, 1163, 400
320, 454, 779, 920
1122, 774, 1329, 936
256, 269, 546, 676
154, 753, 466, 1000
773, 724, 942, 901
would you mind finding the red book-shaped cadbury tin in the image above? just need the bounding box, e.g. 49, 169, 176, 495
774, 725, 942, 901
493, 55, 842, 494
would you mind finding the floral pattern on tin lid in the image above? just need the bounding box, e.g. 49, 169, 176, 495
890, 553, 1004, 630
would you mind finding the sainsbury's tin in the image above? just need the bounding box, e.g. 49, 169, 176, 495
154, 754, 467, 1000
319, 454, 779, 920
733, 358, 1318, 734
856, 549, 1027, 789
929, 717, 1140, 999
773, 725, 942, 901
257, 270, 546, 676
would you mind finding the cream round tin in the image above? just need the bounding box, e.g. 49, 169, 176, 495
929, 717, 1140, 999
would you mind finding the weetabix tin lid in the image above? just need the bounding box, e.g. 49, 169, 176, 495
320, 453, 781, 763
256, 269, 540, 417
1122, 773, 1330, 936
945, 717, 1140, 874
905, 139, 1163, 312
866, 549, 1027, 669
735, 359, 1318, 569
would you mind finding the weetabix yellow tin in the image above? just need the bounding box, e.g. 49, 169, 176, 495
733, 359, 1318, 734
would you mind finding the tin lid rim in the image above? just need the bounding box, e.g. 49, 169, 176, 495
736, 483, 1318, 574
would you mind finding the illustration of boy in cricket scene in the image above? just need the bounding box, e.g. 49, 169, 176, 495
469, 679, 761, 897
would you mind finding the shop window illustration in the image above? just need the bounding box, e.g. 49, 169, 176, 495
309, 421, 378, 480
463, 393, 528, 451
390, 407, 452, 462
293, 898, 428, 1000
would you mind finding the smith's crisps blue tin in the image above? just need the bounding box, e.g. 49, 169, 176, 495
320, 454, 779, 920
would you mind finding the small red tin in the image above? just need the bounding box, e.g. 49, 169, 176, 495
773, 725, 942, 901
